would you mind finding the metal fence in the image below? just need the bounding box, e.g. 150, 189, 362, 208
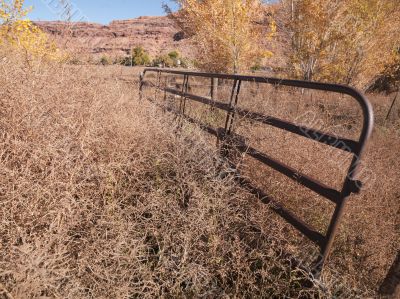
139, 68, 374, 273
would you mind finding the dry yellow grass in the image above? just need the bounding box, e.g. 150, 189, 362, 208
0, 47, 398, 298
0, 50, 313, 298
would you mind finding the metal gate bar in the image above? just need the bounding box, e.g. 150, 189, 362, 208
139, 68, 374, 273
147, 84, 359, 153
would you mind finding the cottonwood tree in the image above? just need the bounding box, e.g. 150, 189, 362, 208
280, 0, 400, 88
0, 0, 28, 24
0, 0, 62, 61
165, 0, 275, 73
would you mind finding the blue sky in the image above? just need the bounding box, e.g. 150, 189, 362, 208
24, 0, 179, 24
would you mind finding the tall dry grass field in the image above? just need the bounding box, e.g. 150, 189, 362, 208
0, 46, 398, 297
0, 50, 357, 298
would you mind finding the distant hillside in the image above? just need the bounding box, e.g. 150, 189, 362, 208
34, 16, 193, 60
34, 12, 285, 70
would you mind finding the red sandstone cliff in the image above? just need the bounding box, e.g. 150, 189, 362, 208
34, 16, 192, 59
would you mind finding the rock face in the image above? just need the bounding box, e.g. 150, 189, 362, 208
33, 16, 192, 59
33, 9, 284, 70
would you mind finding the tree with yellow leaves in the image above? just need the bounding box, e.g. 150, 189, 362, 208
166, 0, 275, 73
0, 0, 27, 23
280, 0, 400, 88
0, 0, 62, 61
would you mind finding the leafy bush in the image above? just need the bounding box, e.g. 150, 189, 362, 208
166, 0, 275, 73
118, 47, 151, 66
152, 54, 174, 67
99, 55, 111, 66
280, 0, 400, 87
152, 50, 189, 68
179, 57, 190, 68
132, 46, 150, 66
117, 56, 131, 66
168, 50, 180, 60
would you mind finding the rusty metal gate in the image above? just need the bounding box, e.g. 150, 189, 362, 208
139, 68, 374, 273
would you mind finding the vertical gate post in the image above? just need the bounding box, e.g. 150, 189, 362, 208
182, 75, 190, 115
210, 77, 218, 112
177, 75, 190, 128
211, 78, 218, 100
386, 90, 400, 121
154, 70, 161, 102
224, 79, 238, 133
139, 71, 144, 101
314, 197, 348, 275
224, 80, 242, 135
162, 76, 168, 113
179, 75, 189, 115
315, 156, 363, 274
220, 79, 243, 171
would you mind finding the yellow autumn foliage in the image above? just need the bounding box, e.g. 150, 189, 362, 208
168, 0, 275, 73
281, 0, 400, 87
0, 0, 64, 61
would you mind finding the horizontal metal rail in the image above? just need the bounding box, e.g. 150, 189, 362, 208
149, 83, 343, 202
140, 68, 374, 274
146, 99, 330, 246
236, 144, 342, 203
237, 176, 326, 247
161, 85, 360, 153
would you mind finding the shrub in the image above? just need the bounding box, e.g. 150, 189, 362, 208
152, 51, 190, 68
152, 54, 174, 67
66, 55, 82, 65
179, 57, 190, 68
131, 46, 151, 66
280, 0, 400, 87
118, 47, 151, 66
168, 50, 180, 60
117, 56, 131, 66
99, 55, 111, 65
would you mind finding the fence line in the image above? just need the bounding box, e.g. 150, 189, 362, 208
139, 68, 374, 274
